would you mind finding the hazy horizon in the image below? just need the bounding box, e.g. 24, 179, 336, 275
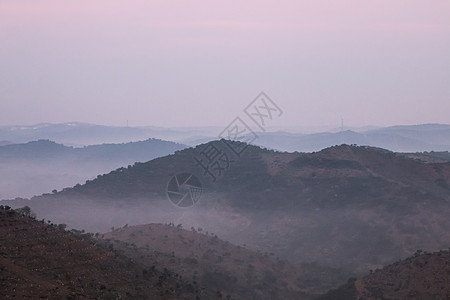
1, 0, 449, 128
1, 121, 450, 136
1, 2, 450, 299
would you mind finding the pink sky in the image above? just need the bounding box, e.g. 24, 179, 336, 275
1, 0, 449, 128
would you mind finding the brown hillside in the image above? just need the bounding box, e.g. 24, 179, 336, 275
101, 223, 349, 299
0, 206, 207, 299
317, 249, 450, 300
4, 142, 450, 277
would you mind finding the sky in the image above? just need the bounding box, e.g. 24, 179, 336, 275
1, 0, 449, 129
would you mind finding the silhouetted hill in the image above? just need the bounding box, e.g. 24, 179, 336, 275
0, 139, 71, 159
0, 122, 218, 146
317, 249, 450, 300
3, 141, 450, 276
3, 122, 450, 152
0, 138, 186, 162
248, 124, 450, 152
0, 206, 209, 299
0, 123, 155, 145
181, 123, 450, 152
367, 124, 450, 148
0, 139, 187, 199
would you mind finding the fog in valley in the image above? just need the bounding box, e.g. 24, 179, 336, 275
1, 1, 450, 299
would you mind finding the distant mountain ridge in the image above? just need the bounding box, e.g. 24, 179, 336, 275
0, 138, 187, 199
1, 122, 450, 152
0, 122, 218, 146
247, 124, 450, 152
0, 138, 186, 162
178, 123, 450, 152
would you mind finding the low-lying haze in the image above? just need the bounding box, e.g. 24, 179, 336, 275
1, 0, 449, 128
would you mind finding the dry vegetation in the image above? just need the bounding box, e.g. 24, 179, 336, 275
101, 223, 349, 299
0, 206, 209, 299
317, 249, 450, 300
3, 142, 450, 299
